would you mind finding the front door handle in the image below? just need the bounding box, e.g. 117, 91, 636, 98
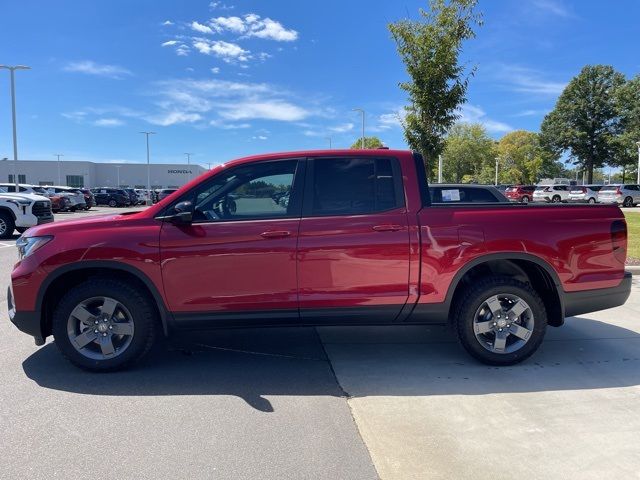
372, 224, 404, 232
260, 230, 291, 239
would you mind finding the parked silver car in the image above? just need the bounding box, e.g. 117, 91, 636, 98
533, 184, 571, 203
597, 184, 640, 207
568, 185, 602, 204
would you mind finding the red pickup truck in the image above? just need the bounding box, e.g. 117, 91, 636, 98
8, 149, 631, 371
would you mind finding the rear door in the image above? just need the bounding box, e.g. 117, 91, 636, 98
297, 156, 411, 323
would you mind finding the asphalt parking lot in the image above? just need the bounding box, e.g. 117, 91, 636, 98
1, 207, 639, 479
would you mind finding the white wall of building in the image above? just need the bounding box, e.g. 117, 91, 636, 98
0, 159, 207, 188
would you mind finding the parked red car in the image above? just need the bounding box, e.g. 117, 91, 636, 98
505, 185, 537, 203
8, 150, 631, 371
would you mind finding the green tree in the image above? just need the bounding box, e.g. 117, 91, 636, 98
613, 75, 640, 182
495, 130, 557, 184
441, 123, 495, 183
540, 65, 626, 183
349, 136, 384, 149
389, 0, 482, 178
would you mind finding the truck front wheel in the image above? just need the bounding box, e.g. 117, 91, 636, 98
453, 276, 547, 365
51, 278, 157, 371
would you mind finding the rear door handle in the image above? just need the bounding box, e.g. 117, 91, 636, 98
372, 224, 404, 232
260, 230, 291, 238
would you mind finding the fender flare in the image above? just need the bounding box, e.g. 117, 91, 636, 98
37, 260, 171, 335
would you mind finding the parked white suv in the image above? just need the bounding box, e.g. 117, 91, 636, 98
0, 189, 54, 238
568, 185, 602, 204
597, 184, 640, 207
533, 184, 571, 203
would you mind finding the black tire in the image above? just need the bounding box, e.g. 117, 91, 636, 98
623, 197, 633, 207
453, 276, 547, 366
521, 196, 530, 204
108, 199, 117, 207
16, 227, 28, 234
588, 197, 596, 204
551, 195, 561, 203
70, 206, 77, 212
52, 278, 157, 371
0, 212, 15, 239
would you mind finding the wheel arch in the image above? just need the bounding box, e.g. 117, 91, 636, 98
0, 205, 17, 221
37, 261, 171, 338
445, 253, 565, 327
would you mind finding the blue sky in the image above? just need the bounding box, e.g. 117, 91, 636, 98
1, 0, 639, 168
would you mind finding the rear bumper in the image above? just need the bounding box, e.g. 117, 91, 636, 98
563, 271, 632, 318
7, 286, 44, 345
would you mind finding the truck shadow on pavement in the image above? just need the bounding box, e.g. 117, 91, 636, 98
22, 317, 640, 412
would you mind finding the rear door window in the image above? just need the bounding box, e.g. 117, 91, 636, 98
305, 157, 403, 216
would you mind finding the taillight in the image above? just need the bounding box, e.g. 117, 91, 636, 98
611, 220, 627, 264
616, 187, 623, 195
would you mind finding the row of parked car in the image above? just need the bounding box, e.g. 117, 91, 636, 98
504, 184, 640, 206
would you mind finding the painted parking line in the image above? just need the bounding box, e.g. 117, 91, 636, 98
0, 242, 15, 248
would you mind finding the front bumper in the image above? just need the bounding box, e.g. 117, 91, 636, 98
563, 271, 632, 318
8, 286, 44, 345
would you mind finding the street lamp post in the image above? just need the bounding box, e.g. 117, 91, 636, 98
184, 152, 193, 182
54, 154, 63, 185
636, 141, 640, 184
0, 64, 31, 191
352, 108, 365, 149
326, 137, 332, 149
140, 132, 156, 205
115, 165, 122, 187
495, 157, 499, 186
438, 155, 443, 183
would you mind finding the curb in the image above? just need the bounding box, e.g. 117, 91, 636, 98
626, 266, 640, 275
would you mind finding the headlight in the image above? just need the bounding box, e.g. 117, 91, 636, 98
6, 199, 31, 207
16, 235, 53, 260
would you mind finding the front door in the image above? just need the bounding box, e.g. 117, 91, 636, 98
297, 156, 411, 323
159, 158, 304, 327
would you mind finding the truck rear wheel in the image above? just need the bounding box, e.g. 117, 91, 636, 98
52, 278, 157, 371
453, 276, 547, 365
0, 212, 15, 239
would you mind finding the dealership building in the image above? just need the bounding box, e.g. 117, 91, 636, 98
0, 159, 208, 189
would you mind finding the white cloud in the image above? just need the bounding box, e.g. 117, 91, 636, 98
209, 1, 234, 10
211, 67, 220, 74
512, 109, 548, 117
252, 135, 268, 140
151, 78, 311, 125
146, 111, 203, 126
458, 104, 513, 134
210, 120, 250, 129
328, 122, 354, 133
162, 20, 174, 26
532, 0, 572, 18
93, 118, 124, 127
161, 40, 179, 47
498, 65, 567, 95
191, 21, 214, 34
63, 61, 132, 79
220, 101, 308, 121
193, 39, 250, 62
211, 16, 246, 33
207, 14, 298, 41
176, 45, 190, 56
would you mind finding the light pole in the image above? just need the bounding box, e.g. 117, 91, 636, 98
184, 152, 193, 181
115, 165, 122, 187
0, 64, 31, 191
494, 157, 499, 186
438, 155, 443, 183
636, 141, 640, 184
54, 154, 63, 185
326, 137, 332, 149
352, 108, 365, 149
140, 132, 156, 205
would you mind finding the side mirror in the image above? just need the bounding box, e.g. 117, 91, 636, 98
157, 200, 193, 225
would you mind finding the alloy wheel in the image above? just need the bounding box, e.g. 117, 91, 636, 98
473, 294, 534, 354
66, 296, 135, 360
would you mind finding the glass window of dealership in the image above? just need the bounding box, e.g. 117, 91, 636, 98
0, 159, 207, 189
